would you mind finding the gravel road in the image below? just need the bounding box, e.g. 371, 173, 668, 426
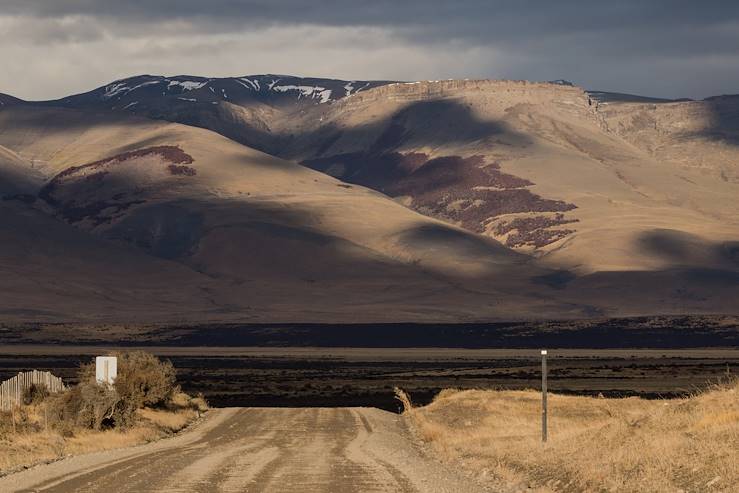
0, 407, 487, 492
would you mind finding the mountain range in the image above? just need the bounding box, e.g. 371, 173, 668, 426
0, 75, 737, 323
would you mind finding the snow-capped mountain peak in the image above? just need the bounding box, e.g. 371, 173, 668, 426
63, 75, 393, 111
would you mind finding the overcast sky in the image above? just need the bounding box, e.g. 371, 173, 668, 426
1, 0, 738, 100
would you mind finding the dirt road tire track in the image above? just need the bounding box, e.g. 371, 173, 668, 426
0, 408, 487, 493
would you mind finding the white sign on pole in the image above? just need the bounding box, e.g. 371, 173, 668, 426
95, 356, 118, 385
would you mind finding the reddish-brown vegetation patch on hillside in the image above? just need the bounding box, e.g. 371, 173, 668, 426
41, 145, 194, 204
505, 227, 576, 248
167, 164, 197, 176
37, 146, 194, 225
494, 213, 579, 247
53, 146, 194, 183
387, 155, 576, 234
304, 152, 577, 241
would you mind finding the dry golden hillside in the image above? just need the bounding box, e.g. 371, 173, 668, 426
0, 77, 737, 321
80, 77, 738, 275
291, 81, 739, 274
0, 105, 576, 322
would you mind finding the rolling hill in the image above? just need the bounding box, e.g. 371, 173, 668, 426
0, 75, 736, 322
0, 104, 577, 322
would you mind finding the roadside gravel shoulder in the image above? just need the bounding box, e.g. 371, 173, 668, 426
0, 408, 235, 492
358, 407, 493, 492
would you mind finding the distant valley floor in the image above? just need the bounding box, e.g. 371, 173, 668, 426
1, 315, 736, 409
1, 315, 737, 347
1, 349, 737, 410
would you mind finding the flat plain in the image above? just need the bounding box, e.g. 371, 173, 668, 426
2, 345, 736, 410
2, 317, 736, 408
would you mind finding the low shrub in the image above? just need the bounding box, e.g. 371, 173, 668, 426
110, 351, 177, 428
188, 394, 209, 413
168, 391, 208, 413
0, 352, 203, 474
23, 383, 50, 405
48, 379, 119, 432
47, 351, 180, 431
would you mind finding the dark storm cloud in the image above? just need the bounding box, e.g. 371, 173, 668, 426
1, 0, 738, 99
3, 0, 737, 28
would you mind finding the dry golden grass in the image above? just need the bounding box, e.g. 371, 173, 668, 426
169, 391, 209, 413
0, 400, 202, 475
402, 379, 739, 492
137, 408, 196, 433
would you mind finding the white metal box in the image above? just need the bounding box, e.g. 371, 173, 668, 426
95, 356, 118, 385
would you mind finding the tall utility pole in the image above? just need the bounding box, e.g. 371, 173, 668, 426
541, 349, 548, 443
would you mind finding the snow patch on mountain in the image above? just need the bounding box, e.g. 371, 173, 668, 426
102, 77, 208, 101
234, 79, 252, 91
103, 80, 161, 99
272, 85, 332, 103
103, 83, 130, 99
168, 80, 208, 92
129, 81, 161, 92
90, 75, 391, 107
238, 78, 260, 90
344, 82, 355, 97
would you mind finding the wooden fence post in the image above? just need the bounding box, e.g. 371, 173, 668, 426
541, 349, 548, 444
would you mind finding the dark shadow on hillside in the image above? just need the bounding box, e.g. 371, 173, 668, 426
587, 91, 690, 104
396, 224, 526, 263
549, 229, 739, 315
589, 91, 739, 148
569, 267, 739, 308
690, 94, 739, 146
69, 97, 531, 161
289, 98, 531, 159
0, 93, 24, 106
90, 199, 420, 281
0, 104, 163, 135
636, 229, 739, 270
